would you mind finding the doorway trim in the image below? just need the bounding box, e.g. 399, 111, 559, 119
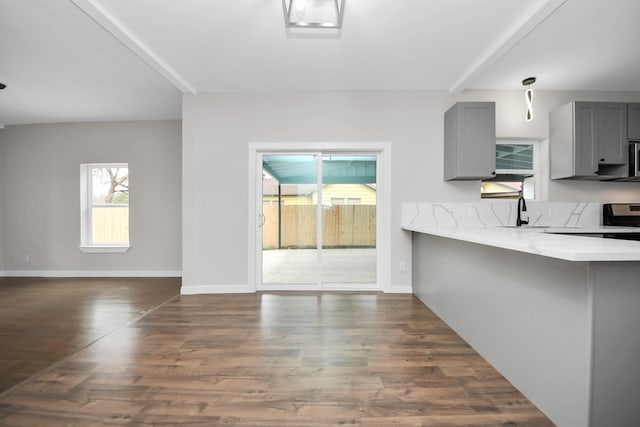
248, 141, 391, 293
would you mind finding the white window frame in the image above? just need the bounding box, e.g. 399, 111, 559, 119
79, 163, 130, 253
247, 141, 393, 293
482, 139, 541, 201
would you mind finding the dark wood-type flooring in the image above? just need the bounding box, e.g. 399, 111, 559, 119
0, 278, 553, 426
0, 277, 181, 393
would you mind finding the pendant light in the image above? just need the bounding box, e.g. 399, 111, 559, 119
522, 77, 536, 121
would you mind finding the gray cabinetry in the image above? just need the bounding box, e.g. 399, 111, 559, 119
444, 102, 496, 181
598, 103, 627, 164
550, 101, 627, 180
629, 103, 640, 140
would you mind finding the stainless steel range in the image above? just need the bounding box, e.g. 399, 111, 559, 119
602, 203, 640, 240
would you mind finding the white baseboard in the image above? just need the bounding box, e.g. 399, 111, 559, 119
181, 283, 411, 295
0, 270, 182, 278
180, 284, 255, 295
389, 284, 413, 294
256, 284, 383, 292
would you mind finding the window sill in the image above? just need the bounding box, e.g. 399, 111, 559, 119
79, 245, 130, 254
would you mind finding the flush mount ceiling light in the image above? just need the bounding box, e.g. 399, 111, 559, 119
522, 77, 536, 122
282, 0, 345, 29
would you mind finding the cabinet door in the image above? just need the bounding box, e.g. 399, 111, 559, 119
629, 103, 640, 140
444, 102, 496, 180
459, 103, 495, 178
574, 102, 598, 175
598, 103, 627, 164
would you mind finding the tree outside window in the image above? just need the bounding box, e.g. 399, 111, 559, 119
92, 167, 129, 205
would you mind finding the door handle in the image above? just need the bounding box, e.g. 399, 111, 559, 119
258, 214, 266, 228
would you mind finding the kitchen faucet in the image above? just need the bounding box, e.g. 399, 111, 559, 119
516, 193, 529, 227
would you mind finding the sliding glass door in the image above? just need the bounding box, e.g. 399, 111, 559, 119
258, 152, 377, 289
261, 154, 319, 285
320, 155, 376, 285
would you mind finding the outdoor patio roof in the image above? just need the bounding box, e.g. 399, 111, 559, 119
263, 155, 377, 184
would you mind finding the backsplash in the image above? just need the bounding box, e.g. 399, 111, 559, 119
401, 201, 600, 228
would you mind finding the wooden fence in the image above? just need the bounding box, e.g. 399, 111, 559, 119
262, 204, 376, 249
92, 207, 129, 244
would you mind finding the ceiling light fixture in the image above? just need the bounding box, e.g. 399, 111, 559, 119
282, 0, 345, 29
0, 82, 6, 90
522, 77, 536, 122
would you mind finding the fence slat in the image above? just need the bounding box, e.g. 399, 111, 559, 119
262, 205, 375, 249
92, 207, 129, 244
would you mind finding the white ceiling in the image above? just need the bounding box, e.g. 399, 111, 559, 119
1, 0, 639, 126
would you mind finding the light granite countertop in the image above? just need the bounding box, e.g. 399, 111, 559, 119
403, 224, 640, 262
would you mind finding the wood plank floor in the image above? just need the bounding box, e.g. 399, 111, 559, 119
0, 280, 554, 426
0, 277, 181, 393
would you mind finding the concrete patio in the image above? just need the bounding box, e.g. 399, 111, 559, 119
262, 248, 376, 285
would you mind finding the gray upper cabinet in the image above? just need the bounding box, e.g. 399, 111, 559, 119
629, 103, 640, 140
598, 103, 627, 165
444, 102, 496, 181
550, 101, 627, 180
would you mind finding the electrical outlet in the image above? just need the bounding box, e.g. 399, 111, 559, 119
23, 254, 30, 263
398, 261, 407, 272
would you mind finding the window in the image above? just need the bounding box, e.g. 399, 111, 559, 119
331, 198, 361, 206
481, 142, 537, 200
80, 164, 130, 252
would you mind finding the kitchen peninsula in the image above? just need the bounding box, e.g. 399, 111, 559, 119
403, 201, 640, 427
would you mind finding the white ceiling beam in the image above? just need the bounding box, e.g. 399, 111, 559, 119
449, 0, 567, 94
70, 0, 196, 94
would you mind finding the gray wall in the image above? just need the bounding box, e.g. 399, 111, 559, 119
0, 120, 182, 274
182, 90, 640, 292
3, 90, 639, 280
